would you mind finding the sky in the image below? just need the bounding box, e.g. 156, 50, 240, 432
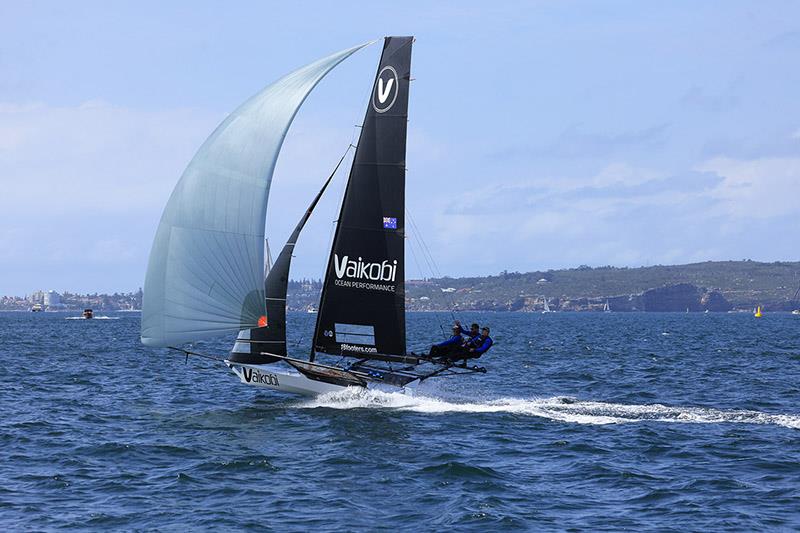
1, 1, 799, 295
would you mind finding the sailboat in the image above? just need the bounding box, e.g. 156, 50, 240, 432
541, 296, 552, 314
603, 300, 611, 313
141, 37, 487, 396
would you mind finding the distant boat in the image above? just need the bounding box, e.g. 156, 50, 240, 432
83, 309, 94, 319
542, 296, 552, 314
306, 306, 318, 314
31, 303, 44, 312
792, 309, 800, 315
754, 306, 763, 318
603, 300, 611, 313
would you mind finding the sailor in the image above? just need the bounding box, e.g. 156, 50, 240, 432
428, 325, 465, 358
468, 327, 493, 358
445, 326, 493, 362
455, 320, 480, 343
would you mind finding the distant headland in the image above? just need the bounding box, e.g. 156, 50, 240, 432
3, 260, 799, 313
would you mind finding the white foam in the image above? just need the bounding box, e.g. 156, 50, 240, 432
299, 388, 800, 429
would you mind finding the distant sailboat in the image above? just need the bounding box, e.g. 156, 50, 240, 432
603, 300, 611, 313
541, 296, 552, 314
141, 37, 487, 396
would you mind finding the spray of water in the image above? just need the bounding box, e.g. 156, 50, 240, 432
299, 388, 800, 429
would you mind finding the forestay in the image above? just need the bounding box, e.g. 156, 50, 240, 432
229, 151, 346, 364
141, 42, 369, 347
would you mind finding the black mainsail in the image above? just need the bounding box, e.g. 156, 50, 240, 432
312, 36, 413, 359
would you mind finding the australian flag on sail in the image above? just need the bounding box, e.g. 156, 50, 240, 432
383, 217, 397, 229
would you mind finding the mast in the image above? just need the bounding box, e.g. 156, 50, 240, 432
312, 36, 413, 360
230, 150, 349, 364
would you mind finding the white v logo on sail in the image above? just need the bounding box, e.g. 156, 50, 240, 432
377, 78, 394, 103
372, 66, 398, 113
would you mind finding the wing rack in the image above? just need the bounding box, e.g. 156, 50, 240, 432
255, 352, 486, 388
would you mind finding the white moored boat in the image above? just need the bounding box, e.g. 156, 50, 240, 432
140, 37, 486, 396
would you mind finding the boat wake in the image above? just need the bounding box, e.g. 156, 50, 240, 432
300, 389, 800, 429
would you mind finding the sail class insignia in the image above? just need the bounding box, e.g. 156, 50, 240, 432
373, 65, 399, 112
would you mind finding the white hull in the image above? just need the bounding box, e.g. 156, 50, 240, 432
227, 361, 346, 396
226, 360, 422, 396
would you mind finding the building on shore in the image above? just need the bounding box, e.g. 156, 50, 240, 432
44, 290, 62, 308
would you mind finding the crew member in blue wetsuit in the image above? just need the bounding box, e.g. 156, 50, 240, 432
428, 325, 464, 358
444, 326, 493, 362
468, 327, 493, 358
455, 321, 480, 344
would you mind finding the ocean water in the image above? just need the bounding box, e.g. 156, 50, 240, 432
2, 311, 799, 531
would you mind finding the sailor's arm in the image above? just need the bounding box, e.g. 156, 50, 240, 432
436, 335, 461, 347
471, 337, 493, 355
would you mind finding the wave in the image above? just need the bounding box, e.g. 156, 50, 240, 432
65, 316, 120, 320
299, 388, 800, 429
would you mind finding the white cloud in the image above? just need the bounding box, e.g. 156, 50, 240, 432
697, 156, 800, 218
590, 162, 663, 188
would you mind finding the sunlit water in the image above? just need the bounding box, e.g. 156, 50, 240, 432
1, 311, 799, 530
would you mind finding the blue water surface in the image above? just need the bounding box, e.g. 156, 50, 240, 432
1, 311, 799, 531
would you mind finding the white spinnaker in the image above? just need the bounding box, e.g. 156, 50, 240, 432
141, 42, 370, 347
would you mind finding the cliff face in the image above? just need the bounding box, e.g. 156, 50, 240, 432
700, 290, 733, 312
640, 283, 703, 312
556, 284, 732, 312
625, 284, 732, 312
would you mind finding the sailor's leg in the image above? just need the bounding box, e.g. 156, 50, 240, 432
443, 345, 469, 362
429, 345, 446, 357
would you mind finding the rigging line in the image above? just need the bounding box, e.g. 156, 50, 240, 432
407, 208, 444, 279
405, 208, 459, 323
405, 224, 451, 338
293, 140, 353, 281
408, 210, 458, 321
325, 142, 357, 251
406, 228, 428, 285
318, 46, 373, 280
405, 210, 436, 277
406, 214, 442, 292
406, 223, 457, 337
